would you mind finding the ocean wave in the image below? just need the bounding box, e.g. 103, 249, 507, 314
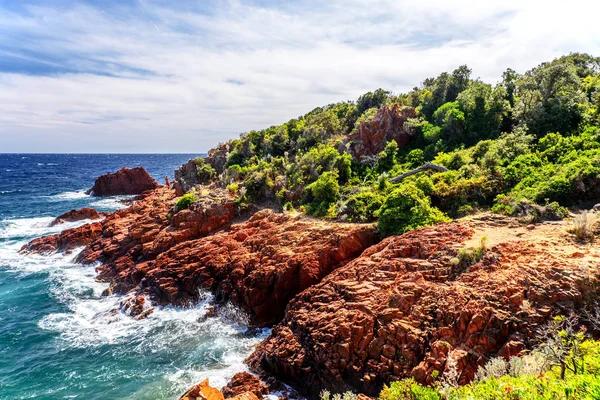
90, 196, 131, 210
48, 190, 90, 201
0, 212, 266, 398
0, 216, 96, 240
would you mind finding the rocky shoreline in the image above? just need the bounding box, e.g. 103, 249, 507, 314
21, 167, 600, 399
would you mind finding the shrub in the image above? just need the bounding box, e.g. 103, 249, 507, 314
175, 192, 196, 211
342, 191, 385, 222
283, 201, 295, 212
567, 211, 597, 242
226, 183, 239, 195
377, 184, 450, 237
380, 379, 441, 400
321, 390, 359, 400
449, 236, 487, 276
306, 171, 341, 216
194, 158, 217, 183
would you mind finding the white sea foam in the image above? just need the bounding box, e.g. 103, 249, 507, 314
48, 190, 90, 201
0, 215, 269, 398
90, 196, 131, 210
0, 216, 97, 240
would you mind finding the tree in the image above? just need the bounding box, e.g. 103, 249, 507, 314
513, 58, 586, 135
356, 89, 391, 115
457, 81, 508, 143
537, 315, 587, 380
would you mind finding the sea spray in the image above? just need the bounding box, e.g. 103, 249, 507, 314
0, 153, 259, 400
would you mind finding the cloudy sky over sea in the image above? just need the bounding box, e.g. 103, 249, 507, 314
1, 0, 599, 152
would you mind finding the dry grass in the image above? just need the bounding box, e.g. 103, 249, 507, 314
567, 211, 597, 242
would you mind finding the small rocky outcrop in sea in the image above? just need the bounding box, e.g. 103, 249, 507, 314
50, 207, 106, 226
221, 372, 270, 398
87, 166, 159, 196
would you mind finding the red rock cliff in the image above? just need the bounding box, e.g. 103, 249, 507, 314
248, 217, 600, 396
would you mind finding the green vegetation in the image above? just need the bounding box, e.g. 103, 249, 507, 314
175, 191, 196, 211
194, 157, 217, 183
377, 185, 450, 236
322, 315, 600, 400
196, 53, 600, 236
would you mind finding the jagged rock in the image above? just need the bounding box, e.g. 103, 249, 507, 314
347, 105, 417, 161
179, 379, 224, 400
174, 159, 200, 196
50, 207, 105, 226
206, 143, 229, 175
87, 166, 158, 196
20, 221, 103, 255
248, 221, 600, 396
221, 372, 269, 398
121, 210, 379, 326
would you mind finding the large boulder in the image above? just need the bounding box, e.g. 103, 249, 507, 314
87, 166, 158, 196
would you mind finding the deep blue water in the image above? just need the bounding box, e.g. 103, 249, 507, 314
0, 154, 267, 400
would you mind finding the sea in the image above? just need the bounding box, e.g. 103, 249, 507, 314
0, 154, 268, 400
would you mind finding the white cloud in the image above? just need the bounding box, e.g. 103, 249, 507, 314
0, 0, 599, 152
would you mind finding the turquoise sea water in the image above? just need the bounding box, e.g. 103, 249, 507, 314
0, 154, 267, 400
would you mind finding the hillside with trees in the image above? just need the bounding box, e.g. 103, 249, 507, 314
177, 53, 600, 237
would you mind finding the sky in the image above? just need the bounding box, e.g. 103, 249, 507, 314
0, 0, 599, 153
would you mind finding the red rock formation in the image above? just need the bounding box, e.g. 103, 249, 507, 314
20, 222, 104, 255
348, 105, 417, 160
87, 166, 159, 196
22, 187, 237, 285
23, 185, 379, 328
179, 379, 228, 400
50, 207, 106, 226
248, 220, 600, 396
113, 210, 379, 326
221, 372, 269, 398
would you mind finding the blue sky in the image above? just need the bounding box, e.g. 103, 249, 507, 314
0, 0, 599, 153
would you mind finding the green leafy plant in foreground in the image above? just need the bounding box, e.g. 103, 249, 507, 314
377, 315, 600, 400
175, 191, 196, 211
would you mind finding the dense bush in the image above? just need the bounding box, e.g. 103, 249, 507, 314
175, 192, 196, 211
341, 191, 386, 222
187, 53, 599, 232
377, 185, 450, 237
306, 171, 341, 216
194, 157, 217, 183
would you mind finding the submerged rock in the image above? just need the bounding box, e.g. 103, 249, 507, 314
87, 166, 159, 196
